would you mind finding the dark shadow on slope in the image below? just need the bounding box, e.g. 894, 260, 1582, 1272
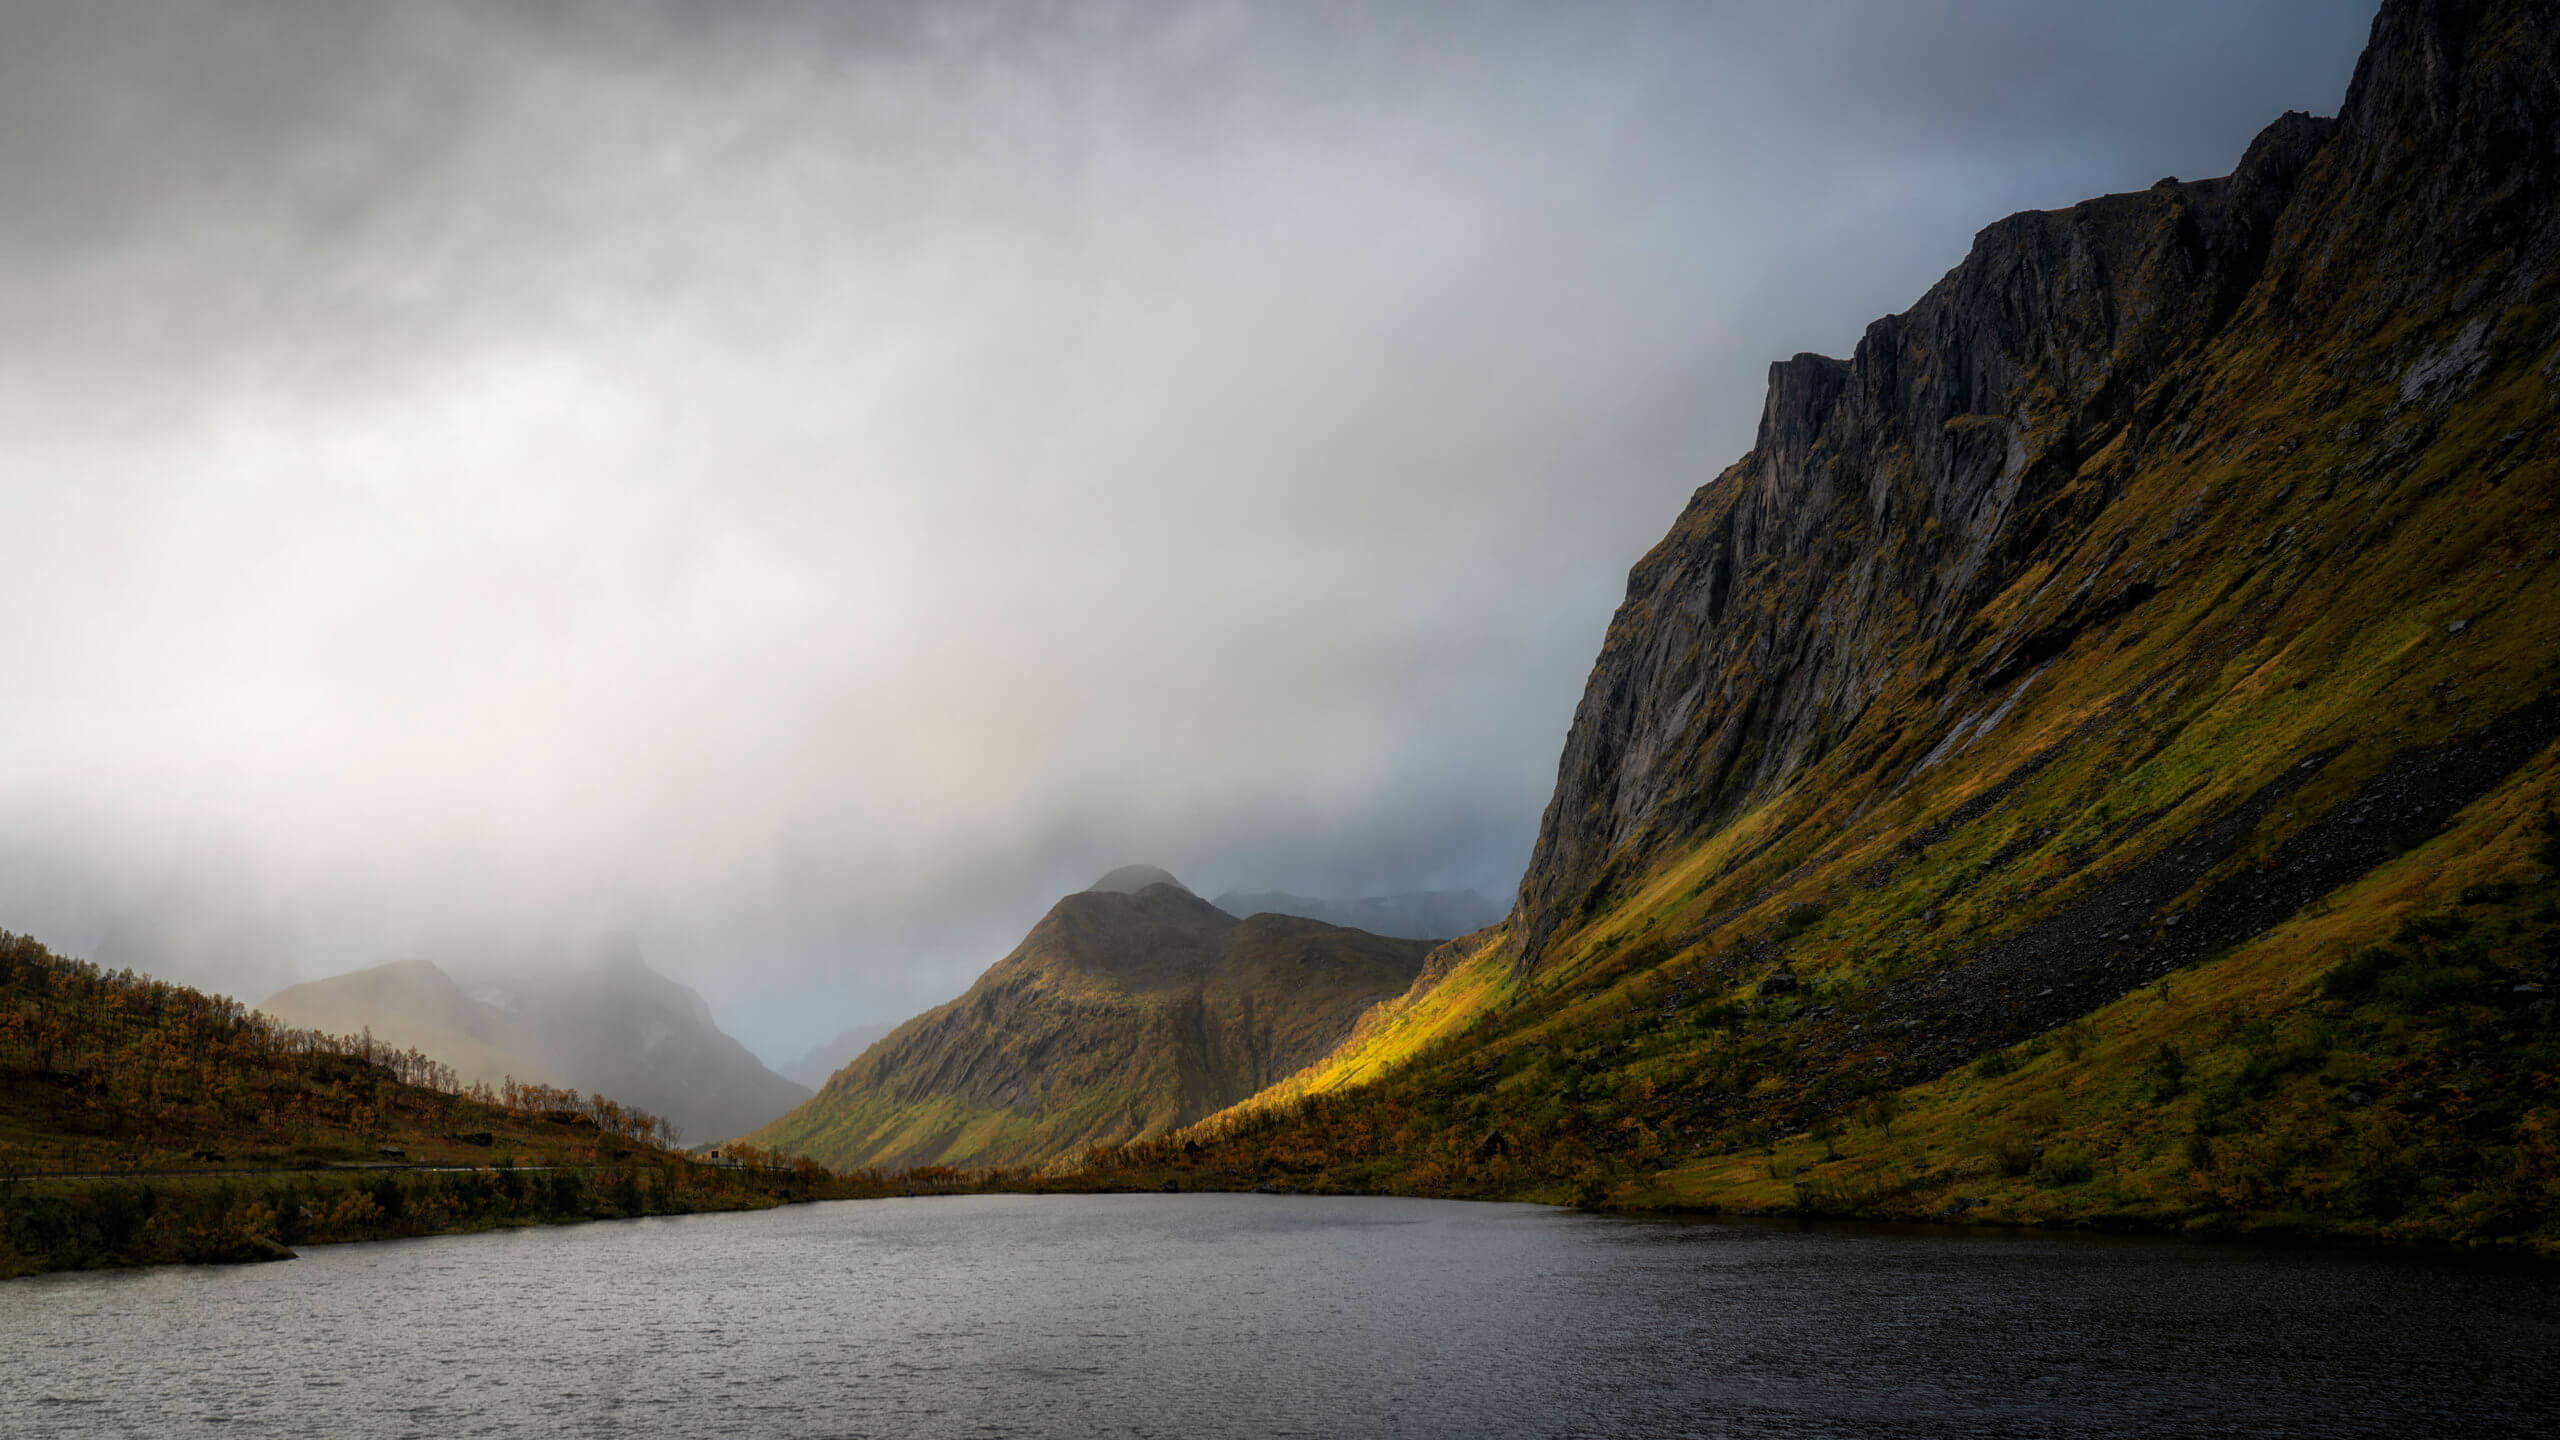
1869, 690, 2560, 1080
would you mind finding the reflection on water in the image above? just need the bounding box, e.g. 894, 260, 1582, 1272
4, 1193, 2553, 1438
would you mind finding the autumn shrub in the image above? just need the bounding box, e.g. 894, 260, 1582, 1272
2145, 1042, 2188, 1101
2033, 1144, 2096, 1188
2183, 1132, 2217, 1175
2055, 1019, 2098, 1063
1860, 1090, 1904, 1136
2016, 1094, 2064, 1135
1975, 1049, 2021, 1080
1987, 1133, 2038, 1177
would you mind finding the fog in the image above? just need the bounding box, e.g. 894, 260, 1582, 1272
0, 0, 2375, 1061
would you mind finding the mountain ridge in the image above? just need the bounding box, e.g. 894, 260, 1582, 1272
1095, 0, 2560, 1250
743, 877, 1432, 1170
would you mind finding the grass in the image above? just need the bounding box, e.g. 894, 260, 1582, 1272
1076, 70, 2560, 1253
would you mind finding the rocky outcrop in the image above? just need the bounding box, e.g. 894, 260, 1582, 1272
1515, 0, 2559, 965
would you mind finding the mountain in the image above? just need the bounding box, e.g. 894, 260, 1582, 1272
1211, 889, 1505, 941
259, 957, 555, 1091
491, 948, 814, 1147
741, 870, 1434, 1171
1, 930, 882, 1278
259, 947, 809, 1146
1088, 864, 1191, 895
780, 1023, 895, 1090
1112, 0, 2560, 1249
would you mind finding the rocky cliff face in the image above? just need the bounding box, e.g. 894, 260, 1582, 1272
1518, 0, 2558, 965
1140, 0, 2560, 1247
743, 877, 1431, 1170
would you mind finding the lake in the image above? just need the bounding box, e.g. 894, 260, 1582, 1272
4, 1193, 2554, 1437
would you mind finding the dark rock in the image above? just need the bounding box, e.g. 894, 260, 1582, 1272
1511, 100, 2350, 967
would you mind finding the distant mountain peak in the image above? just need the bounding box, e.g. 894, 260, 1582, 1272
742, 880, 1438, 1170
1086, 864, 1191, 895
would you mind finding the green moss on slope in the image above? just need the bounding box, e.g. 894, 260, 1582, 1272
1096, 0, 2560, 1251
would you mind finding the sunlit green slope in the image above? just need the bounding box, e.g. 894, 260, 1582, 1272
1111, 0, 2560, 1250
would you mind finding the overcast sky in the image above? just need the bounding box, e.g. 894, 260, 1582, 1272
0, 0, 2375, 1062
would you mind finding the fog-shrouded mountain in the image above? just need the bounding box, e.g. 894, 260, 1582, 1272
1124, 0, 2560, 1250
1209, 889, 1505, 941
780, 1023, 896, 1090
740, 869, 1434, 1171
260, 957, 556, 1092
259, 946, 808, 1145
1087, 864, 1191, 895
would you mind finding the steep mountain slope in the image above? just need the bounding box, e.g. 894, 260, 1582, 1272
1117, 0, 2560, 1248
260, 950, 809, 1146
1211, 889, 1505, 941
742, 872, 1432, 1170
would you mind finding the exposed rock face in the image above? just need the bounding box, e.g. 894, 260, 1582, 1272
742, 880, 1432, 1170
1516, 0, 2560, 965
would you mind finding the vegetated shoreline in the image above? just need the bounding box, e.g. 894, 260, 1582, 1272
0, 1159, 1097, 1279
1071, 1165, 2560, 1263
15, 1135, 2553, 1280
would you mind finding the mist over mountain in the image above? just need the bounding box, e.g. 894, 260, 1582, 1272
259, 958, 554, 1092
1125, 0, 2560, 1250
780, 1024, 896, 1091
1087, 866, 1192, 896
260, 945, 808, 1144
1209, 890, 1504, 942
0, 1, 2380, 1056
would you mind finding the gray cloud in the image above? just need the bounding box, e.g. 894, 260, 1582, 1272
0, 0, 2375, 1059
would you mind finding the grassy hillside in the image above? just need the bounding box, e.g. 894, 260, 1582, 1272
1088, 0, 2560, 1253
0, 932, 940, 1277
744, 881, 1432, 1170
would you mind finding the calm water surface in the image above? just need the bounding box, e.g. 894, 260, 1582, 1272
3, 1193, 2554, 1438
